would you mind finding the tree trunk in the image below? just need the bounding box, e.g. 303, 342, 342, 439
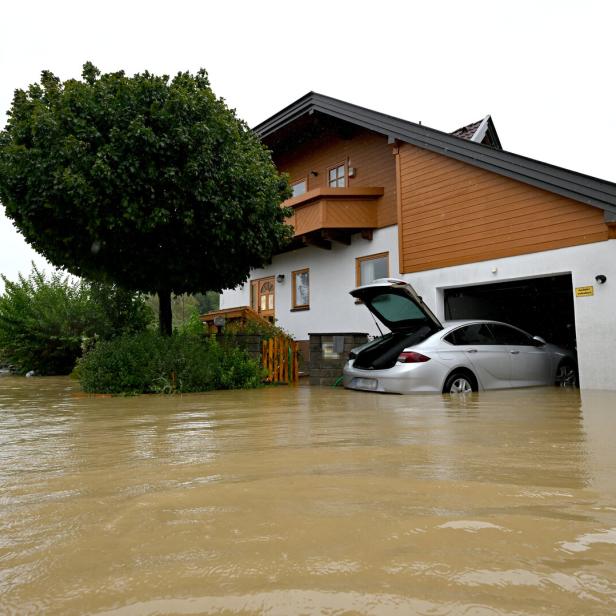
158, 289, 172, 336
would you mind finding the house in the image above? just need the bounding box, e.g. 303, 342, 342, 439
220, 93, 616, 390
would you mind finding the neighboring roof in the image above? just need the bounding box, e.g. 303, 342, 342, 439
255, 92, 616, 215
451, 115, 502, 149
451, 118, 483, 140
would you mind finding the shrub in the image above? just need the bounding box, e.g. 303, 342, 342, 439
224, 316, 289, 339
77, 331, 263, 394
0, 265, 153, 375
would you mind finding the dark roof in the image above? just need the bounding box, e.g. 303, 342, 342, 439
450, 115, 502, 149
255, 92, 616, 215
451, 119, 483, 140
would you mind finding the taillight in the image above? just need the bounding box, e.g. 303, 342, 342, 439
398, 351, 431, 363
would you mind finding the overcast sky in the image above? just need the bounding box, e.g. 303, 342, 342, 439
1, 0, 614, 285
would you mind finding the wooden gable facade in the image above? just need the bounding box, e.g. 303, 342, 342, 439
395, 144, 612, 274
276, 128, 398, 230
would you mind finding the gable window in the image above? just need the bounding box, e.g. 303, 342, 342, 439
356, 252, 389, 286
291, 178, 307, 197
292, 268, 310, 310
328, 163, 346, 188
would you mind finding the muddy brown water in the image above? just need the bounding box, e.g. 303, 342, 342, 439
1, 378, 616, 615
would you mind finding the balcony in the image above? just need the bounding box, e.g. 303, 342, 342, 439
282, 186, 384, 250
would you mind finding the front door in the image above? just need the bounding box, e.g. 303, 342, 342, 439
251, 277, 275, 320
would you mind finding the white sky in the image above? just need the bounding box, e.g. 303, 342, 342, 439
1, 0, 615, 285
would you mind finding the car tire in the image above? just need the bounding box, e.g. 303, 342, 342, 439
443, 371, 477, 394
555, 361, 578, 388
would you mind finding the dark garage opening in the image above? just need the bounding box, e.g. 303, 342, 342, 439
444, 274, 576, 350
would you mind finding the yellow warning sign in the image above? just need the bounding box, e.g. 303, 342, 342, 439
575, 286, 594, 297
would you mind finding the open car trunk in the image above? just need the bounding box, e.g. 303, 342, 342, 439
351, 327, 434, 370
349, 278, 443, 370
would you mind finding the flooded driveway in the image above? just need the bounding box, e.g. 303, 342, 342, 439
1, 378, 616, 615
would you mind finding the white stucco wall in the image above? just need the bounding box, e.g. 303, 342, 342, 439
405, 239, 616, 391
220, 225, 400, 339
221, 227, 616, 391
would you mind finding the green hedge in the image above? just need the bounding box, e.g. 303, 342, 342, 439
76, 331, 263, 394
0, 265, 152, 375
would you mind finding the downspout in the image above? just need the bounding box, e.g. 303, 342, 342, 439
392, 141, 404, 277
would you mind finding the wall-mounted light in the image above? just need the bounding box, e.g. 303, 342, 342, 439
348, 167, 357, 178
595, 274, 607, 284
310, 170, 318, 177
491, 266, 498, 274
276, 274, 285, 283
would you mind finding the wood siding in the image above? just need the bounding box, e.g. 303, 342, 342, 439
275, 129, 397, 228
398, 144, 610, 273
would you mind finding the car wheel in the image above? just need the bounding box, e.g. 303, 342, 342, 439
555, 361, 578, 388
443, 371, 477, 394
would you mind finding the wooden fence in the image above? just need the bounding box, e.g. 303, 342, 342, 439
261, 336, 299, 385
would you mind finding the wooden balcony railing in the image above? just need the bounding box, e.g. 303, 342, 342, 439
283, 187, 384, 238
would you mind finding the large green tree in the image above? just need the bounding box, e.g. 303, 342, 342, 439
0, 63, 292, 334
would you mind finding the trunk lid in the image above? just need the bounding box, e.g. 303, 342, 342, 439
350, 278, 443, 334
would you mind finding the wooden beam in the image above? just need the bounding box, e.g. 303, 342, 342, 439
322, 230, 351, 245
360, 229, 373, 241
275, 237, 306, 254
303, 233, 332, 250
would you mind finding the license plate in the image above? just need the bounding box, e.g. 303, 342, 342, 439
352, 377, 378, 391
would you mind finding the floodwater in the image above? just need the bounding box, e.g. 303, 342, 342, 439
1, 379, 616, 615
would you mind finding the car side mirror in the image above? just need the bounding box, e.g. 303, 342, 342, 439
532, 335, 546, 346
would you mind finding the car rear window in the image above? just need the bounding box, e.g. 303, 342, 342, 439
445, 323, 496, 345
370, 293, 426, 322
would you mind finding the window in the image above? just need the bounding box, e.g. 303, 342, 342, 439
291, 178, 307, 197
371, 293, 425, 322
260, 280, 275, 312
356, 252, 389, 286
250, 277, 275, 319
445, 324, 496, 345
328, 163, 346, 188
489, 324, 535, 346
292, 269, 310, 310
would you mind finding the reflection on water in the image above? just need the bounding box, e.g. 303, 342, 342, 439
1, 378, 616, 615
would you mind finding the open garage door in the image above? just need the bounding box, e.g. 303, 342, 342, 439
443, 274, 576, 350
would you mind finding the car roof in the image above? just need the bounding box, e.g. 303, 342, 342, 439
441, 319, 523, 332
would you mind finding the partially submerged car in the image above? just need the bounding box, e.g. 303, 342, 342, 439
343, 278, 577, 394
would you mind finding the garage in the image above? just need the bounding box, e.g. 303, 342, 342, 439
443, 274, 576, 351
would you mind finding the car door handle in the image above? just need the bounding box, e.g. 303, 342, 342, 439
467, 348, 478, 353
510, 350, 520, 355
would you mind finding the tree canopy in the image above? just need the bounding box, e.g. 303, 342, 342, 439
0, 63, 292, 334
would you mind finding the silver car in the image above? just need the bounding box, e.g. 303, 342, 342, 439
343, 278, 577, 394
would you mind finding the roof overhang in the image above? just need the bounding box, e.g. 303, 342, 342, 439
255, 92, 616, 215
